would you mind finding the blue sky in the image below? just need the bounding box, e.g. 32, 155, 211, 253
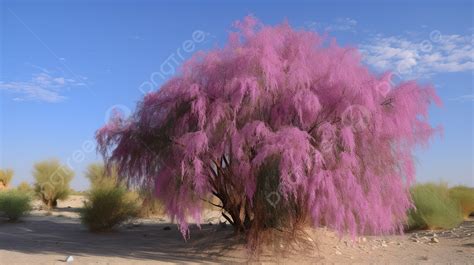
1, 0, 473, 190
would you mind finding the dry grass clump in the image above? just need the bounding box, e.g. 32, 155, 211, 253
408, 183, 463, 230
449, 185, 474, 219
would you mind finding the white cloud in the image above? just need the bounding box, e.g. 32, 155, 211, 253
360, 32, 474, 79
0, 70, 86, 103
450, 94, 474, 102
326, 18, 357, 32
306, 17, 358, 33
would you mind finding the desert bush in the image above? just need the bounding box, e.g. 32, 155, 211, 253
85, 163, 120, 190
16, 182, 33, 195
33, 159, 74, 209
408, 183, 463, 230
80, 186, 139, 232
449, 185, 474, 218
0, 169, 14, 190
137, 186, 165, 218
97, 16, 440, 248
86, 164, 163, 218
0, 190, 32, 221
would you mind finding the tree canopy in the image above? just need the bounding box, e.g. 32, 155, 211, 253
97, 16, 441, 242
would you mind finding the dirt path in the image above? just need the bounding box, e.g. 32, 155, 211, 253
0, 197, 472, 264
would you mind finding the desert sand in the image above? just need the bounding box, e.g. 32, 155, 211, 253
0, 195, 473, 264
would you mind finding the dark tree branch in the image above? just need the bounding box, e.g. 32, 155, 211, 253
200, 198, 224, 208
381, 98, 394, 106
221, 211, 235, 225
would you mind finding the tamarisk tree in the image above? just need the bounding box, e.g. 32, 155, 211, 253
97, 16, 440, 244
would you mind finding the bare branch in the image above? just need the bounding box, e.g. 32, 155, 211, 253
200, 198, 224, 208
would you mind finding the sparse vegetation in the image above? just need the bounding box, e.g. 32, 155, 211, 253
0, 169, 14, 190
16, 182, 33, 195
449, 185, 474, 218
33, 159, 74, 209
0, 190, 32, 221
85, 163, 120, 190
70, 189, 87, 196
96, 16, 441, 249
80, 186, 139, 232
137, 186, 165, 218
408, 183, 463, 230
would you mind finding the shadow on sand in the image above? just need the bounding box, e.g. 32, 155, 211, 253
0, 215, 248, 263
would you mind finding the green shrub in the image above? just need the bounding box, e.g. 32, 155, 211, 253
408, 183, 463, 230
33, 160, 74, 209
0, 190, 32, 221
85, 163, 120, 190
16, 182, 33, 195
449, 185, 474, 219
0, 169, 14, 189
80, 186, 139, 232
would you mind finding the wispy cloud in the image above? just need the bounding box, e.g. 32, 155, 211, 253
0, 70, 86, 103
450, 94, 474, 102
306, 17, 358, 33
360, 32, 474, 79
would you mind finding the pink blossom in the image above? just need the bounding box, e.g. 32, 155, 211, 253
97, 16, 440, 239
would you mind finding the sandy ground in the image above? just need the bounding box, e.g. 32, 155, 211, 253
0, 195, 473, 264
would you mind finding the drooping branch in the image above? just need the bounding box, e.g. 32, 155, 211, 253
381, 97, 394, 106
96, 16, 440, 245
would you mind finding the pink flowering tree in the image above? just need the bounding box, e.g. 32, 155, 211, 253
97, 17, 441, 245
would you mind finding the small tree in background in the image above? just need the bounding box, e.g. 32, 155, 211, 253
33, 160, 74, 209
0, 169, 14, 191
97, 16, 440, 247
85, 163, 164, 218
85, 163, 120, 190
137, 185, 165, 218
16, 182, 34, 196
